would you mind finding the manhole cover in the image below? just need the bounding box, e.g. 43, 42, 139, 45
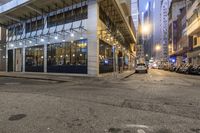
8, 114, 26, 121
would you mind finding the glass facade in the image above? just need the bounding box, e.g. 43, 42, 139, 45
99, 40, 113, 73
47, 39, 87, 73
25, 46, 44, 72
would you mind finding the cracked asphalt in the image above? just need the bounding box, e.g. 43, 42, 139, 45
0, 69, 200, 133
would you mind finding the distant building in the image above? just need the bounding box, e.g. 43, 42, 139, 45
160, 0, 171, 62
131, 0, 139, 31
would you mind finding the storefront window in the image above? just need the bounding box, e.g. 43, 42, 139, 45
47, 39, 87, 73
99, 40, 113, 73
25, 46, 44, 72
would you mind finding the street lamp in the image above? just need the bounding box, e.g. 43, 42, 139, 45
142, 23, 151, 35
155, 45, 161, 51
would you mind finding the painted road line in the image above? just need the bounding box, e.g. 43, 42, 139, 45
125, 124, 149, 129
137, 129, 146, 133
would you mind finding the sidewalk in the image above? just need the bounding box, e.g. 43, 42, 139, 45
0, 70, 135, 81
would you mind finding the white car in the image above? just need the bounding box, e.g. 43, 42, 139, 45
135, 63, 148, 73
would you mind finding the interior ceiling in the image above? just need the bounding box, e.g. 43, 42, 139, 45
0, 0, 85, 26
99, 0, 134, 44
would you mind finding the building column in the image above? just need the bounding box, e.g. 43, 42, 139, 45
44, 44, 47, 73
13, 49, 15, 72
5, 49, 8, 72
22, 46, 25, 72
87, 0, 99, 76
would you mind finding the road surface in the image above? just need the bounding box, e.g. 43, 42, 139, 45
0, 70, 199, 133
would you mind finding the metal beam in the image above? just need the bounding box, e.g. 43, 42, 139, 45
4, 15, 21, 23
26, 5, 42, 15
0, 23, 7, 28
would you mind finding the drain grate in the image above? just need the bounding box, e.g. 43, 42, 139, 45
8, 114, 26, 121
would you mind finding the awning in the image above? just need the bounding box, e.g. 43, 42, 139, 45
0, 0, 86, 26
98, 0, 136, 44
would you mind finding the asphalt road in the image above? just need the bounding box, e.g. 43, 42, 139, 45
0, 70, 200, 133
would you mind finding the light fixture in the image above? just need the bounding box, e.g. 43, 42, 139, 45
41, 38, 44, 42
29, 40, 32, 44
55, 36, 58, 40
80, 36, 84, 40
10, 44, 14, 47
70, 32, 74, 37
62, 39, 65, 42
19, 42, 22, 45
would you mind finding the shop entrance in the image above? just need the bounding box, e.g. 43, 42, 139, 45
15, 48, 22, 72
7, 50, 13, 72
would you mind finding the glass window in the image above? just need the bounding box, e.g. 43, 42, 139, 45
99, 40, 113, 73
47, 40, 88, 73
47, 5, 88, 28
25, 46, 44, 72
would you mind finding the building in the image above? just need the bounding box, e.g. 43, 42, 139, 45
131, 0, 139, 31
0, 27, 6, 71
160, 0, 171, 62
187, 0, 200, 65
0, 0, 137, 76
142, 1, 154, 59
168, 0, 187, 65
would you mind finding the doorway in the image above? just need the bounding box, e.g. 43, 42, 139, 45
8, 50, 13, 72
15, 48, 22, 72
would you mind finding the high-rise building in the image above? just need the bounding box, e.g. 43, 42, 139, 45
131, 0, 139, 31
160, 0, 171, 62
0, 0, 137, 76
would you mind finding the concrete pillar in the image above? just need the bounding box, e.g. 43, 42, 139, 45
13, 49, 15, 72
44, 44, 47, 73
22, 46, 25, 72
87, 0, 99, 76
5, 49, 8, 72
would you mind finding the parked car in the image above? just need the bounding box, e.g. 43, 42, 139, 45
189, 65, 200, 75
135, 63, 148, 73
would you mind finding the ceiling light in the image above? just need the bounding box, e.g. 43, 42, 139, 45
29, 41, 32, 44
80, 36, 84, 40
62, 39, 65, 42
41, 38, 44, 42
55, 36, 58, 40
19, 42, 22, 45
10, 44, 14, 47
70, 33, 74, 37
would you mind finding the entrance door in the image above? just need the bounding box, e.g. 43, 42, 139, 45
8, 50, 13, 72
15, 49, 22, 72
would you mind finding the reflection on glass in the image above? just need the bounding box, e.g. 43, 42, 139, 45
99, 40, 113, 73
47, 39, 87, 66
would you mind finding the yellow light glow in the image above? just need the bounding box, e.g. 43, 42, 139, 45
155, 45, 161, 51
142, 23, 151, 34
